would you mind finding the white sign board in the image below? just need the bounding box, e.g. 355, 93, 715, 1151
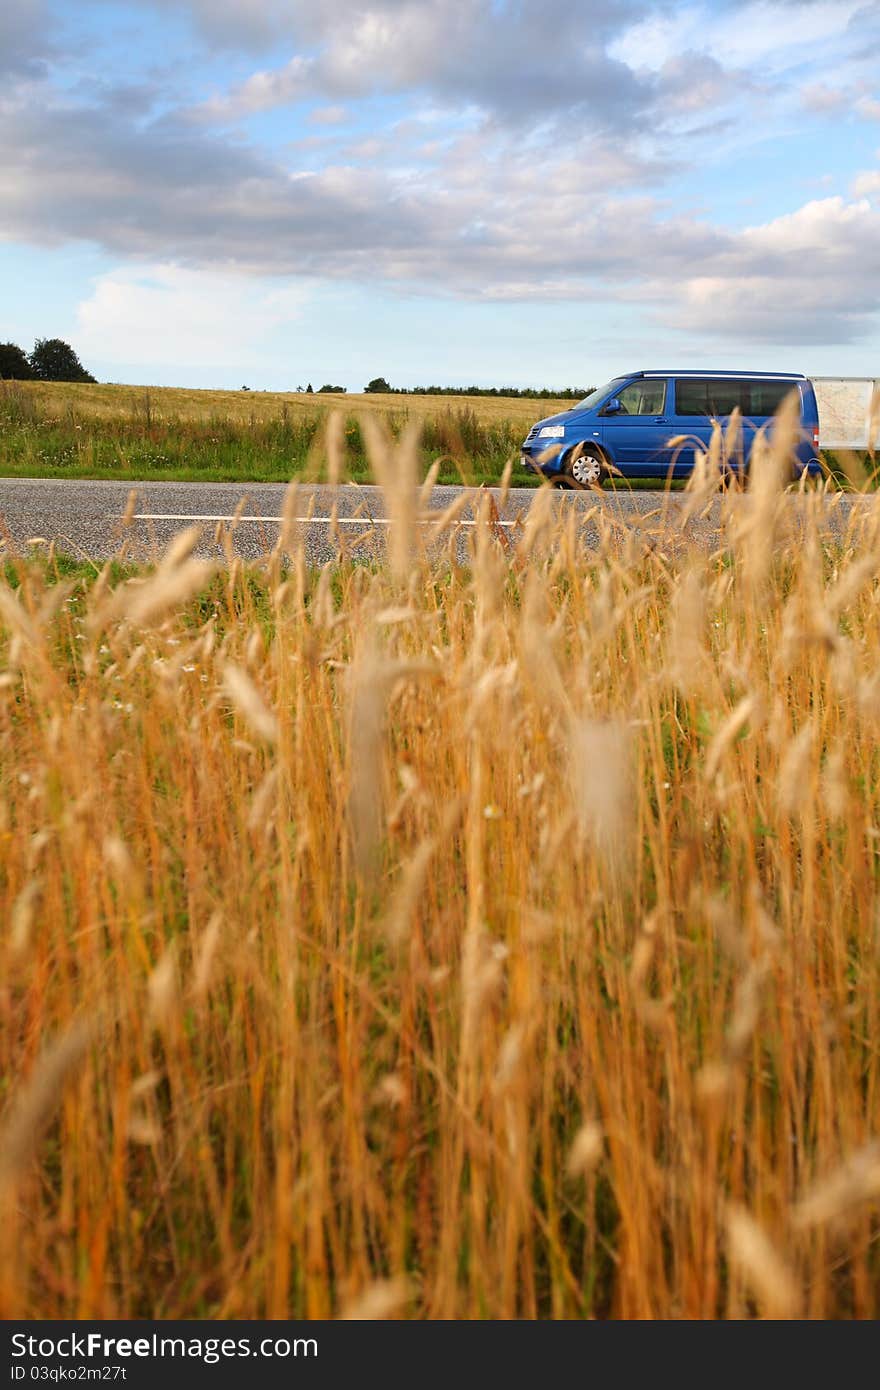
812, 377, 878, 450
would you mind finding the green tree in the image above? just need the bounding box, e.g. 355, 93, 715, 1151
306, 382, 313, 393
29, 338, 96, 383
364, 376, 391, 393
0, 342, 35, 379
317, 384, 346, 393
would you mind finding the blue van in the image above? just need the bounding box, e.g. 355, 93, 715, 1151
520, 371, 822, 486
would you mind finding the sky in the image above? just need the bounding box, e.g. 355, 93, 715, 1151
1, 0, 879, 391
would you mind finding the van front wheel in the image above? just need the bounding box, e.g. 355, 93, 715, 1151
564, 445, 606, 489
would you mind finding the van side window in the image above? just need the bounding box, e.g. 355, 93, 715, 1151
742, 381, 792, 416
615, 380, 666, 415
676, 378, 798, 418
675, 379, 740, 415
706, 382, 742, 415
675, 380, 709, 415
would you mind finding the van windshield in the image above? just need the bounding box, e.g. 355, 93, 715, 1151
576, 377, 627, 410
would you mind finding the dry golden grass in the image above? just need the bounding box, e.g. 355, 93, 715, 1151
1, 419, 879, 1319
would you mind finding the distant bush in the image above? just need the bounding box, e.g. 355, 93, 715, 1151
0, 342, 35, 380
29, 338, 96, 383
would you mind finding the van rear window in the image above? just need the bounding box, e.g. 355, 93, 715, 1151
674, 378, 796, 417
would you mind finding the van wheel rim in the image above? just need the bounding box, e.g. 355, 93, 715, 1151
571, 454, 602, 485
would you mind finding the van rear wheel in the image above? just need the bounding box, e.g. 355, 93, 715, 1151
565, 445, 606, 489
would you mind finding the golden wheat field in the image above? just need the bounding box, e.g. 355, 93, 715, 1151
0, 379, 555, 486
6, 380, 560, 428
1, 411, 880, 1319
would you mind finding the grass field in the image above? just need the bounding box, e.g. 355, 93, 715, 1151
0, 380, 559, 487
1, 412, 879, 1319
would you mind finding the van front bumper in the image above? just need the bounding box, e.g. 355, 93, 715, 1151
520, 443, 565, 477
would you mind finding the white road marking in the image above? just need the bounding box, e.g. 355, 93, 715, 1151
133, 512, 519, 528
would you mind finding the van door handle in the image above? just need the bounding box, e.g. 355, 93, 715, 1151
653, 417, 667, 423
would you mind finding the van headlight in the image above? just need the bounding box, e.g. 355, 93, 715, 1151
538, 426, 565, 438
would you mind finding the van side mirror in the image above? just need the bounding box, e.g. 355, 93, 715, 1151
602, 397, 622, 415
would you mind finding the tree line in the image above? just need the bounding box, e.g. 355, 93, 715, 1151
285, 380, 593, 397
362, 376, 592, 398
0, 338, 96, 383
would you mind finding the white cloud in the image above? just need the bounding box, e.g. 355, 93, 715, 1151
611, 1, 864, 75
204, 54, 315, 117
800, 82, 849, 111
308, 104, 348, 125
199, 0, 646, 126
852, 169, 880, 195
661, 196, 880, 341
76, 264, 308, 367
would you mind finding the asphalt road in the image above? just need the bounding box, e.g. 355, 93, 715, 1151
0, 476, 874, 565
